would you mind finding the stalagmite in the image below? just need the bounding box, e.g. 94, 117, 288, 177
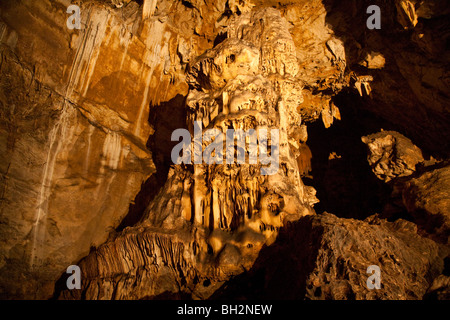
60, 7, 320, 299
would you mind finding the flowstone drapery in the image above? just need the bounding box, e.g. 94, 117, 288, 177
60, 8, 318, 300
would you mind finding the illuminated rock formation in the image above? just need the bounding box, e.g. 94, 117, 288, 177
1, 0, 449, 300
58, 7, 318, 300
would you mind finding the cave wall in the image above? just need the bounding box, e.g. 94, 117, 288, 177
323, 0, 450, 157
0, 0, 449, 299
0, 0, 217, 298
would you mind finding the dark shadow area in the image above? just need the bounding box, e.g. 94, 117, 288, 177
322, 0, 450, 159
213, 32, 228, 47
51, 269, 85, 300
444, 256, 450, 276
209, 216, 323, 300
116, 94, 187, 231
307, 90, 393, 220
53, 94, 188, 298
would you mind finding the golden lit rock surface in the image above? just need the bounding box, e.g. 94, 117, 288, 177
58, 7, 318, 300
0, 0, 449, 300
362, 130, 425, 182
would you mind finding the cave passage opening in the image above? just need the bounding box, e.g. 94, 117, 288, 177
306, 90, 398, 220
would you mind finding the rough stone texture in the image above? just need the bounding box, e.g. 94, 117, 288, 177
0, 0, 225, 299
425, 275, 450, 300
402, 164, 450, 244
362, 130, 425, 182
326, 0, 450, 157
0, 0, 449, 300
59, 211, 450, 300
210, 213, 449, 300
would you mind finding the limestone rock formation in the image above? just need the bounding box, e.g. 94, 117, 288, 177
304, 214, 448, 300
308, 0, 450, 160
0, 0, 449, 300
425, 275, 450, 300
361, 130, 449, 246
0, 0, 224, 299
362, 130, 425, 182
58, 6, 319, 300
402, 164, 450, 244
